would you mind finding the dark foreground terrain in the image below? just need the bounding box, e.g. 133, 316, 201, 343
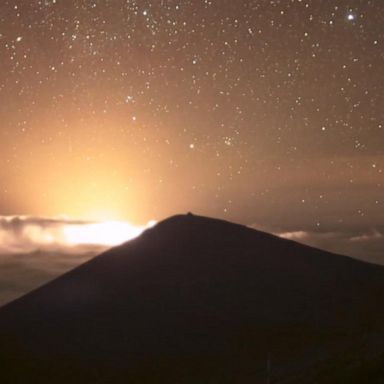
0, 214, 384, 383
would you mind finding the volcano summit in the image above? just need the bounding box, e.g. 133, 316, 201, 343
1, 214, 384, 383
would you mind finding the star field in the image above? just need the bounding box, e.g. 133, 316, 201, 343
0, 1, 383, 258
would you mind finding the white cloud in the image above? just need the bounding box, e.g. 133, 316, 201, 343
278, 230, 312, 241
273, 227, 384, 265
0, 216, 153, 255
249, 223, 383, 264
0, 215, 155, 306
350, 230, 383, 242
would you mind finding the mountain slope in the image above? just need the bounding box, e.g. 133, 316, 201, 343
0, 214, 384, 383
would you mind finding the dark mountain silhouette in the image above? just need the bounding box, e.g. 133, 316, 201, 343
0, 214, 384, 383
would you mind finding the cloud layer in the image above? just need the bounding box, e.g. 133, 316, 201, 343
0, 215, 154, 306
277, 228, 384, 265
0, 216, 150, 254
0, 248, 99, 307
248, 220, 384, 266
0, 216, 383, 308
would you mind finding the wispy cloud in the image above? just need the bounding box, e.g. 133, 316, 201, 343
0, 216, 152, 255
249, 222, 384, 265
275, 228, 384, 265
350, 230, 383, 242
0, 215, 154, 306
278, 230, 344, 242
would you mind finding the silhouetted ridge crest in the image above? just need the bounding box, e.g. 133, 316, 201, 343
1, 213, 384, 383
140, 213, 277, 246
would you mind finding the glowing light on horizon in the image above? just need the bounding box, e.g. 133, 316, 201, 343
0, 216, 157, 254
63, 220, 156, 247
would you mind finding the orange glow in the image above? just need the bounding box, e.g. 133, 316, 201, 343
0, 216, 157, 254
62, 220, 154, 247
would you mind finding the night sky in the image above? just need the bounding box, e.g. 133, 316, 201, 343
0, 0, 383, 262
